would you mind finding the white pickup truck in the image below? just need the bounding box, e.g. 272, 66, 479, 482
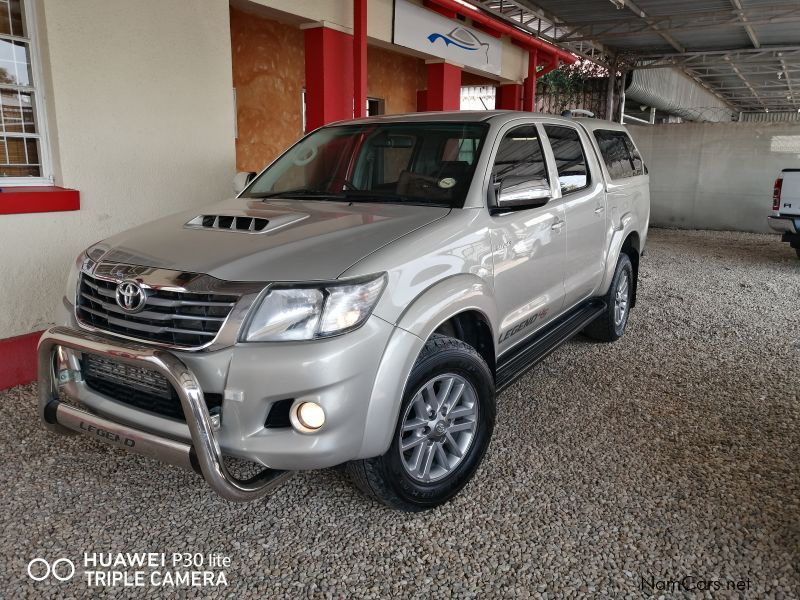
769, 169, 800, 258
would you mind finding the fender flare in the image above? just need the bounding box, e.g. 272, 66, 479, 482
598, 214, 636, 298
357, 275, 498, 459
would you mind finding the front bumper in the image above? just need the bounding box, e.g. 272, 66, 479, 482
39, 326, 293, 502
767, 215, 799, 234
40, 305, 402, 501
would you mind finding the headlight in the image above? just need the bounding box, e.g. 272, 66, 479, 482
243, 273, 387, 342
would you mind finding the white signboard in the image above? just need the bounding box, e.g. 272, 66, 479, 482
393, 0, 503, 76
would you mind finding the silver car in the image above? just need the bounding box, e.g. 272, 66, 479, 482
39, 111, 650, 510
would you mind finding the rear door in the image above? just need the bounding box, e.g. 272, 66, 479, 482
591, 126, 650, 254
542, 124, 606, 307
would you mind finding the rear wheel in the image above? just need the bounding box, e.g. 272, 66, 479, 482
347, 335, 495, 511
583, 253, 634, 342
795, 247, 800, 260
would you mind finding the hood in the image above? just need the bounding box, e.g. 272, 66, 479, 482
96, 198, 450, 281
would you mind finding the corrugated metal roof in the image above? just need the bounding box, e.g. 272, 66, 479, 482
482, 0, 800, 113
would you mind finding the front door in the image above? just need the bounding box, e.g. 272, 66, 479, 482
489, 123, 567, 357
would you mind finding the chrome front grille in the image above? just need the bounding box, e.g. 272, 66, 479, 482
76, 270, 239, 348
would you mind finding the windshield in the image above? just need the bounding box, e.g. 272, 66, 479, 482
242, 122, 489, 208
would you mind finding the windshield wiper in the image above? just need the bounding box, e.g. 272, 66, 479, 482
252, 189, 346, 200
341, 191, 451, 208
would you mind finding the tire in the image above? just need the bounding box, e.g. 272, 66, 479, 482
583, 252, 634, 342
795, 247, 800, 260
347, 335, 495, 511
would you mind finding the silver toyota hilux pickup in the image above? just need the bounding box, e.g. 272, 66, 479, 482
39, 111, 650, 511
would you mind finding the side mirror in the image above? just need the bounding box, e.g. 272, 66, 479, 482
496, 176, 551, 209
233, 171, 256, 195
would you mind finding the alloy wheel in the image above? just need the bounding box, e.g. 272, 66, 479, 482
398, 373, 479, 483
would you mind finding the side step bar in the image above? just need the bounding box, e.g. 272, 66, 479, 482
495, 300, 606, 393
38, 326, 293, 502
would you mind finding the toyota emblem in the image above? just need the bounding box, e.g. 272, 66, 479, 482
115, 281, 147, 313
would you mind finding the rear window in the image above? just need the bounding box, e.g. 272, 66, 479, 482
544, 125, 589, 194
593, 129, 646, 180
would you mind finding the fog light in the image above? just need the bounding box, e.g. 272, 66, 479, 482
293, 401, 325, 432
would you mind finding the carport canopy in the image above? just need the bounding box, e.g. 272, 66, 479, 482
465, 0, 800, 114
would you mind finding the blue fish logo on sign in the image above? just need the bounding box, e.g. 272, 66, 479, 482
428, 26, 490, 62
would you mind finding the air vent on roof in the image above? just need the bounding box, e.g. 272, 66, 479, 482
185, 215, 269, 233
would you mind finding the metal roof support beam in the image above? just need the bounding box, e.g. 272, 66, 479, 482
727, 59, 766, 110
730, 0, 759, 49
557, 4, 800, 43
779, 55, 797, 106
469, 0, 612, 67
635, 46, 800, 66
608, 0, 685, 53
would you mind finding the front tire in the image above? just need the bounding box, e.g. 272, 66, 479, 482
583, 252, 634, 342
347, 335, 495, 511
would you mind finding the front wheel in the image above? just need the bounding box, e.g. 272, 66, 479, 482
583, 252, 634, 342
347, 335, 495, 511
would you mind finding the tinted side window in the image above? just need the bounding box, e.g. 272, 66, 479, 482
491, 125, 548, 186
623, 135, 646, 176
594, 129, 637, 179
544, 125, 589, 194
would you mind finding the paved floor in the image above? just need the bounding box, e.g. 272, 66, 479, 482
1, 229, 798, 598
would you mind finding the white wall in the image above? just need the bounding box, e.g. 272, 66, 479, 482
629, 122, 800, 233
0, 0, 236, 338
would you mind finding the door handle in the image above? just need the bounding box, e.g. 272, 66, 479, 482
551, 220, 564, 232
594, 205, 605, 214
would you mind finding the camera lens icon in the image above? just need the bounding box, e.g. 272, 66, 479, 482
27, 558, 75, 582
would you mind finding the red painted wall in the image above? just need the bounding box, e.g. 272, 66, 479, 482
0, 331, 42, 390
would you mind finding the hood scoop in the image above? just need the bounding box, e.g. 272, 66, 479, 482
184, 212, 308, 234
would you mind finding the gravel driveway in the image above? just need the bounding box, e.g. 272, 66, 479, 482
1, 228, 798, 599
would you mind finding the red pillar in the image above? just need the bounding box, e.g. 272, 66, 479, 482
523, 50, 537, 112
304, 26, 353, 131
353, 0, 367, 118
426, 61, 461, 111
416, 90, 428, 112
496, 83, 523, 111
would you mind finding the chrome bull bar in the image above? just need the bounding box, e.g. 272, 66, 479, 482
38, 326, 293, 502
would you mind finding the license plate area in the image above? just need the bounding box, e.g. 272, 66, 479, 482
82, 353, 172, 399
